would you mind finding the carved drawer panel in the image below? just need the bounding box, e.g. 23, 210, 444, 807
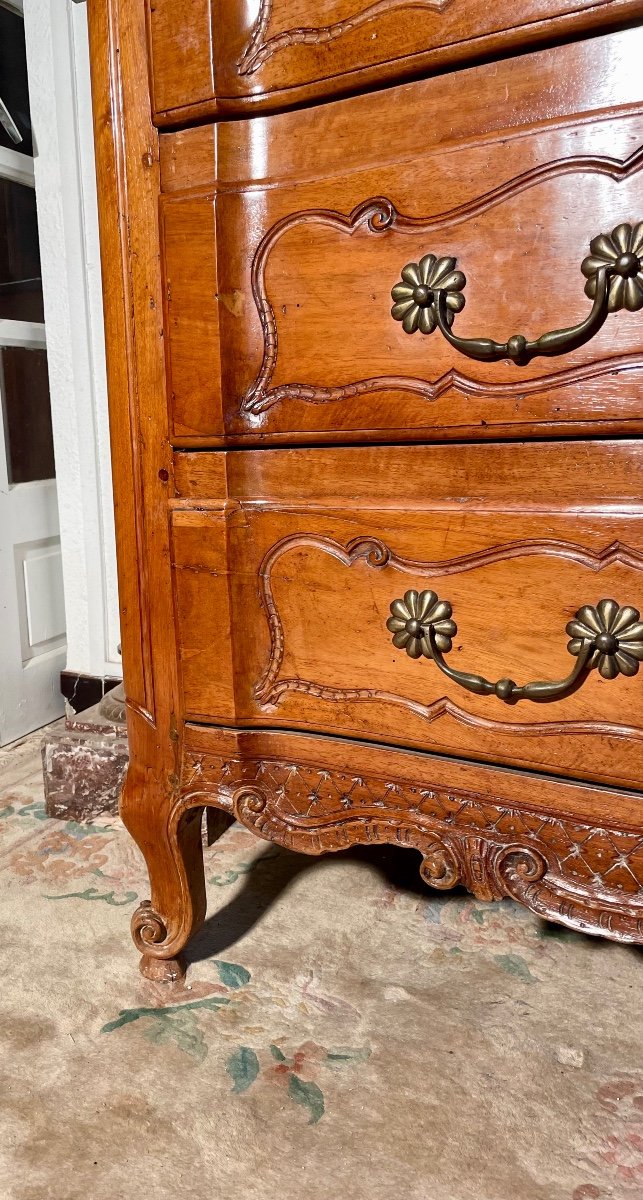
159, 30, 643, 445
171, 440, 643, 791
147, 0, 643, 121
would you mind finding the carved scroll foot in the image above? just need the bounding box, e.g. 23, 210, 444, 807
139, 948, 185, 983
127, 806, 207, 975
132, 903, 187, 982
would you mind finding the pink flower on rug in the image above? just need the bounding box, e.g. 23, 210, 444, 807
10, 831, 109, 881
579, 1075, 643, 1192
11, 847, 90, 883
6, 823, 147, 893
226, 1038, 371, 1124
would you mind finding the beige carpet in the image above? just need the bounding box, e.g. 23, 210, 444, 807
0, 726, 641, 1200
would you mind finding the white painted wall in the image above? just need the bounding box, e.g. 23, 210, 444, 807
22, 0, 121, 681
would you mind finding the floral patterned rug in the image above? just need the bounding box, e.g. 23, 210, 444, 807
0, 725, 642, 1200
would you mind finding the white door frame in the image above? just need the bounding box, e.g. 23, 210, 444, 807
0, 0, 67, 741
22, 0, 121, 684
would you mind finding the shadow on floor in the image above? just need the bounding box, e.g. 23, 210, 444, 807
184, 841, 438, 964
182, 838, 637, 966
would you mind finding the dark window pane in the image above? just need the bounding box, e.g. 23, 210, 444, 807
0, 7, 32, 156
1, 346, 55, 483
0, 177, 44, 321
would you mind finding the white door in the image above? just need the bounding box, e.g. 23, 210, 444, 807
0, 0, 66, 744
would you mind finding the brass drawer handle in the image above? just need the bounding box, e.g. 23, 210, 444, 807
386, 594, 643, 703
390, 223, 643, 366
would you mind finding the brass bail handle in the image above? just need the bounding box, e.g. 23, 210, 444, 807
390, 223, 643, 366
386, 594, 643, 703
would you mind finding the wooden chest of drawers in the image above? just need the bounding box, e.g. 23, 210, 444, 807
159, 34, 643, 444
87, 0, 643, 979
147, 0, 643, 117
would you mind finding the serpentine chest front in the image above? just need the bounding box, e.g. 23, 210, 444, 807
88, 0, 643, 978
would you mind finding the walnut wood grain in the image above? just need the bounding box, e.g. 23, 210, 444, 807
146, 0, 643, 121
158, 29, 643, 195
173, 439, 643, 509
158, 30, 643, 443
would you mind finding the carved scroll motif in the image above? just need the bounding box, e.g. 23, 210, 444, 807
240, 149, 643, 417
173, 749, 643, 943
254, 532, 643, 741
238, 0, 454, 76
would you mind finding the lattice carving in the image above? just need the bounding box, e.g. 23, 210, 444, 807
177, 748, 643, 943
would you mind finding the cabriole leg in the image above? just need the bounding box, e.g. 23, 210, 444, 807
125, 795, 207, 983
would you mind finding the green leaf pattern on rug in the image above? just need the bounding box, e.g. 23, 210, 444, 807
225, 1040, 371, 1124
45, 886, 138, 906
15, 801, 50, 822
288, 1074, 325, 1125
143, 1009, 209, 1062
102, 952, 371, 1125
212, 960, 251, 989
101, 995, 231, 1036
494, 953, 537, 983
325, 1047, 372, 1067
269, 1043, 288, 1062
208, 849, 280, 888
227, 1046, 260, 1093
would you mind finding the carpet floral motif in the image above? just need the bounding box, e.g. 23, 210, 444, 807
100, 956, 371, 1124
572, 1074, 643, 1196
1, 764, 642, 1165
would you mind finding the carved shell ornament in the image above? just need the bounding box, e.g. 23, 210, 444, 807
391, 254, 466, 334
566, 599, 643, 679
581, 222, 643, 312
386, 589, 456, 659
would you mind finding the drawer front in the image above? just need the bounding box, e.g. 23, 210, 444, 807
160, 31, 643, 445
147, 0, 643, 120
171, 441, 643, 791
